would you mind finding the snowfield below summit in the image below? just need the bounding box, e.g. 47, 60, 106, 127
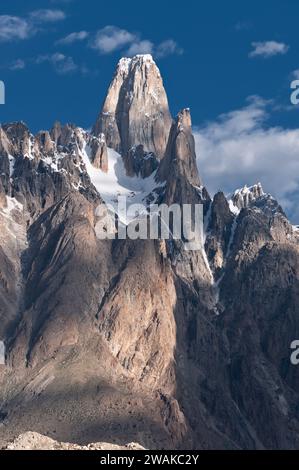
81, 143, 165, 224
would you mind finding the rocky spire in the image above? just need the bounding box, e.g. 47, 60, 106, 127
0, 126, 11, 157
158, 109, 201, 184
2, 122, 31, 157
231, 183, 264, 210
157, 108, 207, 205
93, 54, 173, 175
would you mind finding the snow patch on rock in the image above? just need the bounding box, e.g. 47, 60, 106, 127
81, 141, 165, 224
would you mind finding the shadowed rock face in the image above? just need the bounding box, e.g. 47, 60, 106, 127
158, 108, 207, 206
89, 134, 108, 172
205, 192, 234, 276
1, 55, 299, 451
93, 54, 173, 177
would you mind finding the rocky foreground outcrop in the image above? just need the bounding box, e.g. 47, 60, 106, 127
0, 55, 299, 450
4, 432, 144, 451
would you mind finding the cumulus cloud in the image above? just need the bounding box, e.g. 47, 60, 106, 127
126, 40, 154, 56
56, 30, 89, 45
249, 40, 289, 58
89, 25, 182, 59
0, 9, 66, 43
126, 38, 183, 58
194, 97, 299, 222
156, 39, 183, 58
29, 9, 66, 23
90, 26, 136, 54
0, 15, 32, 42
36, 53, 78, 74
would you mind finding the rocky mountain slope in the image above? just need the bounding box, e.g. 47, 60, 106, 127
0, 54, 299, 450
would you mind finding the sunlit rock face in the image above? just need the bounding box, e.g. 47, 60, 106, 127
93, 54, 172, 177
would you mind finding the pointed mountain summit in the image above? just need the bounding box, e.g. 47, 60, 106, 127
158, 108, 201, 185
93, 54, 172, 177
157, 108, 209, 206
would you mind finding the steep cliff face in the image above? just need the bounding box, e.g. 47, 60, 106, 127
158, 108, 208, 205
1, 55, 299, 451
93, 54, 173, 177
0, 198, 27, 340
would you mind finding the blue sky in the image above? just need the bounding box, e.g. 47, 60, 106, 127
1, 0, 299, 220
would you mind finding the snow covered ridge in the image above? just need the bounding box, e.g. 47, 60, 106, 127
233, 182, 264, 198
1, 122, 170, 223
230, 182, 264, 211
116, 54, 158, 79
227, 182, 279, 215
227, 182, 290, 221
118, 54, 155, 69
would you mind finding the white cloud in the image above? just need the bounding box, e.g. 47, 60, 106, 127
36, 53, 77, 74
56, 30, 89, 45
156, 39, 183, 58
0, 15, 32, 42
126, 40, 154, 56
90, 26, 136, 54
0, 10, 66, 43
89, 25, 182, 59
194, 97, 299, 222
249, 41, 289, 58
30, 9, 66, 23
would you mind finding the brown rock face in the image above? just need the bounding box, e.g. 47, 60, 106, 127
93, 54, 173, 175
0, 127, 11, 158
2, 122, 32, 157
158, 108, 207, 206
34, 131, 55, 157
89, 134, 108, 172
0, 197, 27, 341
0, 180, 6, 208
50, 122, 74, 148
205, 192, 234, 275
96, 239, 177, 391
